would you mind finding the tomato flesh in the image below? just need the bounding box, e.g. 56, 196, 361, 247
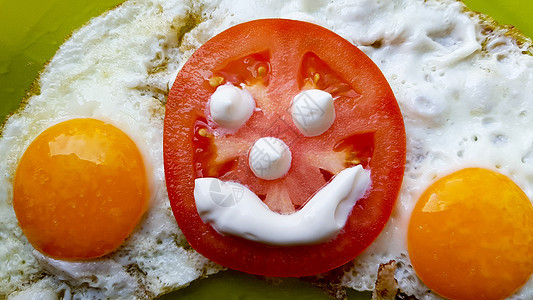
164, 19, 406, 277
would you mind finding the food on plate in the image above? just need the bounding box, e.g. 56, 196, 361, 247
408, 168, 532, 300
0, 0, 532, 299
164, 18, 406, 277
291, 89, 336, 137
0, 1, 222, 299
13, 118, 149, 260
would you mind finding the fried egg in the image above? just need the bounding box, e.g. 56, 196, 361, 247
0, 1, 221, 299
0, 0, 531, 299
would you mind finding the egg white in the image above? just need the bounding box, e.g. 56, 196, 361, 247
183, 0, 533, 298
1, 0, 532, 299
0, 1, 221, 299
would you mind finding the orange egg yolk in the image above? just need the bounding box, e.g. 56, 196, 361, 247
408, 168, 533, 300
13, 118, 148, 260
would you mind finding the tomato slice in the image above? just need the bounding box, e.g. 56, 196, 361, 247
164, 19, 406, 277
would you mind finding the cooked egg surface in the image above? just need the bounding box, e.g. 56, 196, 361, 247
13, 118, 148, 260
182, 0, 533, 298
1, 0, 532, 299
0, 1, 221, 299
408, 168, 533, 300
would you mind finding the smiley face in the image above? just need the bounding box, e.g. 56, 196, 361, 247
163, 19, 406, 277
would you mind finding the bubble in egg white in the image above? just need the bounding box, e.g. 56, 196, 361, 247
410, 93, 448, 119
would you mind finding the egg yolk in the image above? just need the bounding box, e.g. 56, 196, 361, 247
13, 118, 148, 260
408, 168, 533, 300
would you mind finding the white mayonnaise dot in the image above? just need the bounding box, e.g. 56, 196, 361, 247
291, 89, 335, 137
249, 137, 292, 180
209, 84, 255, 129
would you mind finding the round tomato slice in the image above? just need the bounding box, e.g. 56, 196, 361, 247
164, 19, 406, 277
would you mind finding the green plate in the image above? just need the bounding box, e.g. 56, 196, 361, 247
0, 0, 530, 299
462, 0, 533, 37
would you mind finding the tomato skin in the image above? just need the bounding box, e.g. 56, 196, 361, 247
164, 19, 406, 277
